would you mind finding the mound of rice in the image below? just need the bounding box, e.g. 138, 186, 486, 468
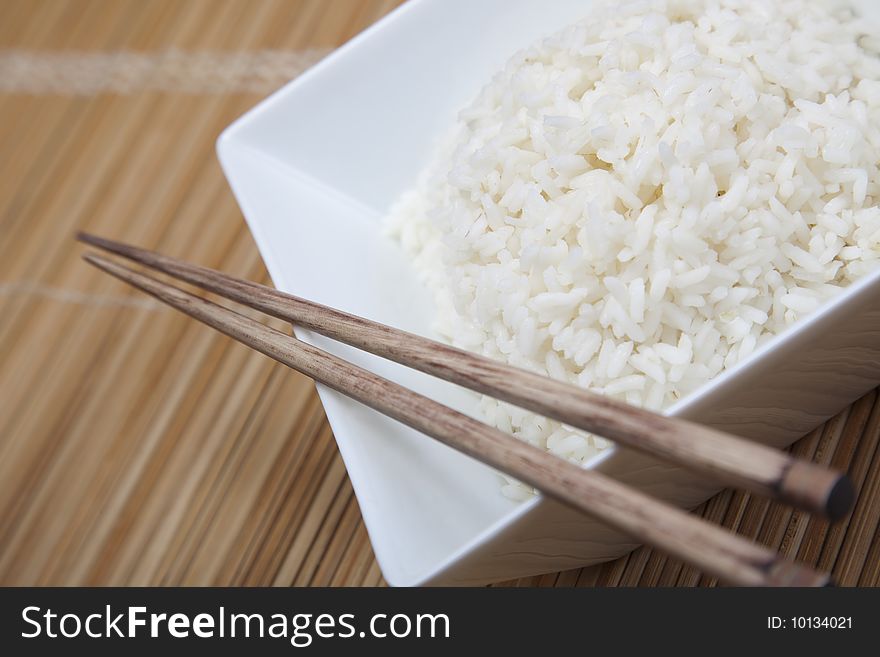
387, 0, 880, 500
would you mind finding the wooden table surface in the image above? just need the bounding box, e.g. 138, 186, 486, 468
1, 0, 878, 587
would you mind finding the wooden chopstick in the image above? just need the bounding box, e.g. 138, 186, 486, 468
77, 232, 855, 520
81, 250, 832, 587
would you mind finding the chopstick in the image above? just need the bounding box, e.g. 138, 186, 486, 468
81, 250, 832, 586
77, 232, 854, 520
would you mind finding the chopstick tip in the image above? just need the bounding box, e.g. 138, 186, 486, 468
76, 231, 108, 248
81, 251, 118, 276
81, 251, 103, 267
76, 232, 148, 264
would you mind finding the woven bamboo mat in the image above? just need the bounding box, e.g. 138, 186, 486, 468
1, 0, 878, 588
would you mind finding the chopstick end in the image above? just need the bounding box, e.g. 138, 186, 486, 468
781, 461, 855, 521
765, 561, 834, 587
76, 230, 98, 244
81, 251, 119, 276
825, 474, 856, 522
76, 230, 116, 251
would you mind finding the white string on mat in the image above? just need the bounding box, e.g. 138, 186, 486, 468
0, 281, 162, 309
0, 49, 331, 95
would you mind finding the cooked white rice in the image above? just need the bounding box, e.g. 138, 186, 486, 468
386, 0, 880, 501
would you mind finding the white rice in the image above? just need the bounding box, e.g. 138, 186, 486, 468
386, 0, 880, 501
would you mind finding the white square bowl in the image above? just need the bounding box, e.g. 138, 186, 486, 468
218, 0, 880, 586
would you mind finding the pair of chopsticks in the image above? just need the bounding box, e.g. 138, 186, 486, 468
79, 233, 854, 586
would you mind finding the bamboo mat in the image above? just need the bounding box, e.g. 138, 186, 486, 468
1, 0, 878, 588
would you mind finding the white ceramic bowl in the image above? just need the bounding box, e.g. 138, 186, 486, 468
218, 0, 880, 586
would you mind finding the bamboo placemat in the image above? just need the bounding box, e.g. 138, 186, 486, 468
1, 0, 878, 587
